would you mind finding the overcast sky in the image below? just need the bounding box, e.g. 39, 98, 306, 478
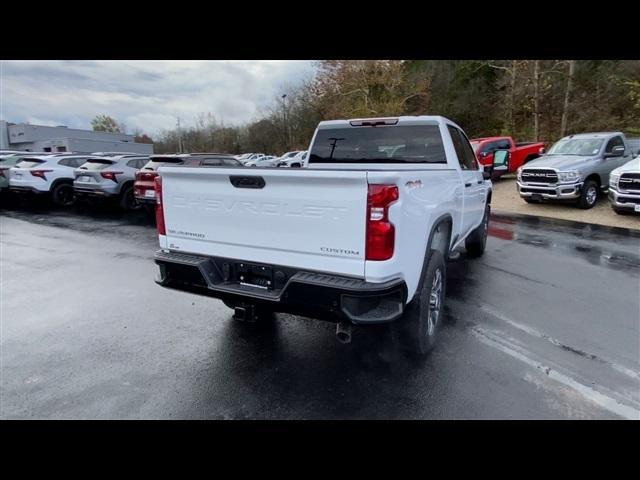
0, 60, 315, 136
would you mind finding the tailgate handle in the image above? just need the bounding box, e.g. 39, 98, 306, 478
229, 175, 265, 189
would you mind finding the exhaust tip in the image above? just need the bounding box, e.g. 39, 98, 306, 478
336, 321, 352, 344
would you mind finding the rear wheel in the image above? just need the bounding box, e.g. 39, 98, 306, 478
51, 182, 76, 206
465, 204, 490, 258
391, 250, 446, 358
120, 186, 141, 211
577, 179, 598, 209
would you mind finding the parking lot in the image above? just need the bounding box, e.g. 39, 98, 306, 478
1, 199, 639, 420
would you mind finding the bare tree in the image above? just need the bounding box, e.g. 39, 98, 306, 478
486, 60, 522, 134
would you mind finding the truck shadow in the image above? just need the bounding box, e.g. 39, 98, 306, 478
179, 263, 469, 420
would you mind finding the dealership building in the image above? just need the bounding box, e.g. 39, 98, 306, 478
0, 120, 154, 154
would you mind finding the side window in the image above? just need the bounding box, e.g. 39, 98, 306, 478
127, 159, 144, 168
605, 136, 624, 153
448, 126, 478, 170
496, 139, 511, 150
485, 141, 499, 153
58, 158, 83, 168
201, 158, 222, 166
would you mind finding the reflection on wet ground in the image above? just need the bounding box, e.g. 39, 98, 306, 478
489, 213, 640, 274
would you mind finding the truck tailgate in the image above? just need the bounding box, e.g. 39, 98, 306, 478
159, 167, 369, 277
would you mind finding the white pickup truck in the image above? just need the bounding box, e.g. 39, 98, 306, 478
153, 116, 493, 356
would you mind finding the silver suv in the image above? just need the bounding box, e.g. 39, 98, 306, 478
8, 154, 93, 206
73, 154, 149, 210
516, 132, 633, 209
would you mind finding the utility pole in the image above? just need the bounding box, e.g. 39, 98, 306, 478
281, 94, 288, 151
177, 117, 183, 153
560, 60, 575, 138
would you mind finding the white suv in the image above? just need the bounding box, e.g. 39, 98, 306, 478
74, 154, 149, 210
277, 150, 307, 167
9, 154, 91, 206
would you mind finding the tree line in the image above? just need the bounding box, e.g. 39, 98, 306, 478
94, 60, 640, 155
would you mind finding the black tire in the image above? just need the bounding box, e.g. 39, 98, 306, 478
291, 163, 301, 168
119, 185, 141, 211
143, 203, 156, 216
391, 250, 446, 358
524, 197, 541, 204
51, 182, 76, 206
577, 179, 598, 209
465, 204, 490, 258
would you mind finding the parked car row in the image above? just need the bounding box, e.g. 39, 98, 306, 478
1, 151, 272, 209
234, 151, 308, 168
134, 153, 243, 205
479, 131, 639, 215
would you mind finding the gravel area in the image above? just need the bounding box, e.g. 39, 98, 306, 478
491, 175, 640, 231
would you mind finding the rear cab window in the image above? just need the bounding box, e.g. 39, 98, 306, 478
309, 124, 446, 164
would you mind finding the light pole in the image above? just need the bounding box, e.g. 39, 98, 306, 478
281, 94, 288, 151
176, 117, 183, 153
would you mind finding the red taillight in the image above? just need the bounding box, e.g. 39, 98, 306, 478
366, 184, 398, 261
30, 169, 53, 180
154, 176, 166, 235
136, 171, 157, 181
100, 171, 123, 182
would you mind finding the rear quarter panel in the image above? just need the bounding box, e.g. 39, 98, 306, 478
366, 169, 462, 300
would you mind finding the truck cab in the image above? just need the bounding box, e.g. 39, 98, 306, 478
470, 136, 545, 178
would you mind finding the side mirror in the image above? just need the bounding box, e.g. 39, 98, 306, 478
538, 147, 546, 155
604, 145, 625, 158
492, 149, 510, 172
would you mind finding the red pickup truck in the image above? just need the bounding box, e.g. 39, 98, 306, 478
470, 136, 545, 178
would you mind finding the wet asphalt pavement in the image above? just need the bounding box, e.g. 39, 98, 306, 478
1, 196, 639, 419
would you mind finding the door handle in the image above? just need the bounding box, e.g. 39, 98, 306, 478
477, 180, 483, 184
465, 182, 472, 187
